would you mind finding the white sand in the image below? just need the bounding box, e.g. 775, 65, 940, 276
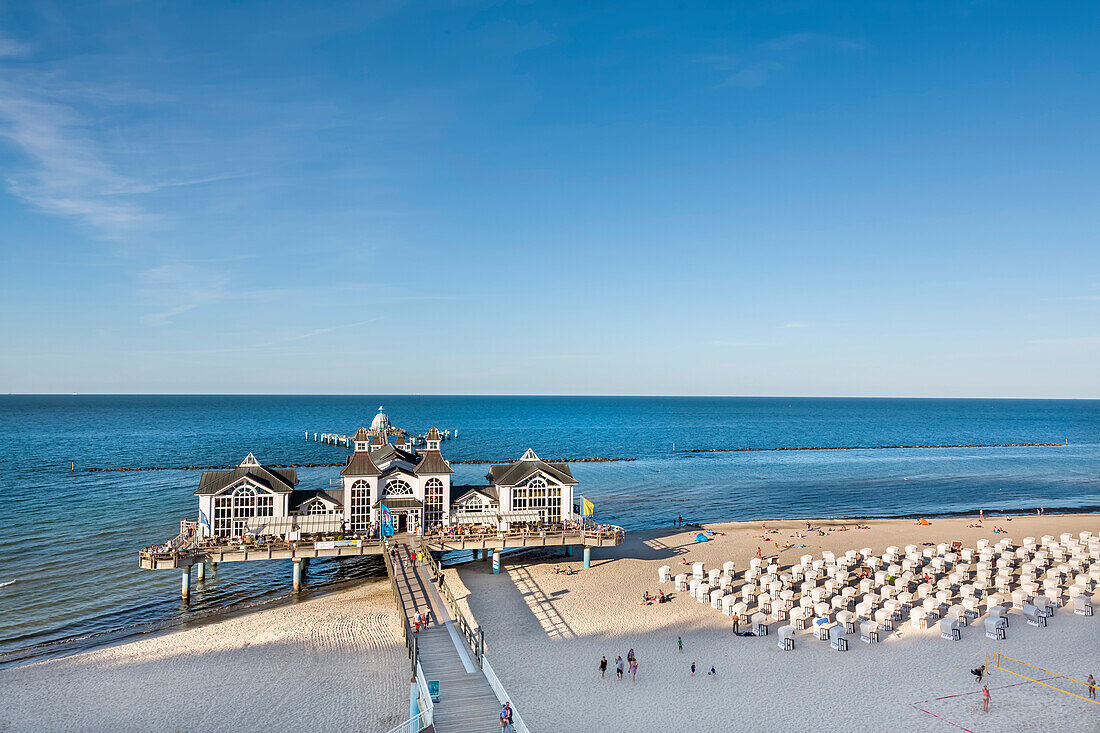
453, 514, 1100, 733
0, 580, 408, 733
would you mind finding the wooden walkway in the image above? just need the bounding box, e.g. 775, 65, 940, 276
391, 544, 502, 733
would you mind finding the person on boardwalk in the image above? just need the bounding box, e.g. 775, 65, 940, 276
413, 611, 421, 633
500, 702, 514, 732
982, 685, 990, 713
615, 656, 624, 680
599, 656, 607, 679
690, 662, 696, 677
1087, 674, 1096, 700
422, 609, 430, 629
629, 658, 639, 683
677, 636, 683, 653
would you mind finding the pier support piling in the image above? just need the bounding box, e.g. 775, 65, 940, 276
181, 567, 190, 599
292, 559, 303, 591
583, 546, 591, 569
565, 545, 573, 557
196, 562, 205, 581
492, 549, 500, 574
472, 549, 479, 560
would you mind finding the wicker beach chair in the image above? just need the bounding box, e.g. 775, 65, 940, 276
777, 625, 795, 651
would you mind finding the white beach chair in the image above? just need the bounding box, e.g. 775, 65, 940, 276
696, 582, 710, 603
1072, 595, 1094, 616
674, 573, 688, 591
756, 592, 772, 614
813, 616, 831, 641
722, 594, 737, 616
874, 607, 893, 632
836, 610, 856, 634
658, 565, 672, 583
708, 568, 722, 586
689, 578, 701, 597
830, 628, 848, 651
910, 608, 931, 630
711, 589, 725, 610
939, 617, 961, 641
984, 616, 1006, 640
692, 562, 705, 580
788, 606, 808, 630
777, 625, 795, 651
859, 620, 879, 644
752, 611, 769, 636
723, 560, 736, 576
733, 601, 750, 625
1022, 603, 1047, 628
1033, 595, 1053, 618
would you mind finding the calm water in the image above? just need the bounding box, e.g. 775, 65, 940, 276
1, 395, 1098, 664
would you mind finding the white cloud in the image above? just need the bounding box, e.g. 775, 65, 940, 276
721, 61, 783, 89
0, 31, 30, 59
780, 321, 810, 329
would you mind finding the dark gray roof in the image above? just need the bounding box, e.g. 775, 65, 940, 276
452, 485, 499, 504
486, 458, 577, 487
414, 450, 454, 475
370, 444, 419, 465
373, 497, 423, 510
194, 465, 299, 496
380, 464, 418, 481
353, 426, 371, 442
341, 450, 382, 477
291, 489, 344, 511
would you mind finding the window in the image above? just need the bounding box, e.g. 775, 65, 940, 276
350, 479, 371, 532
213, 481, 274, 537
458, 495, 485, 514
513, 477, 561, 524
385, 479, 412, 496
308, 500, 330, 515
424, 478, 444, 527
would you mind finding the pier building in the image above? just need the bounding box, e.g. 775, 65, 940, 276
194, 408, 578, 539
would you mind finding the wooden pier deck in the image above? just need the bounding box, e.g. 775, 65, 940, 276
390, 543, 502, 733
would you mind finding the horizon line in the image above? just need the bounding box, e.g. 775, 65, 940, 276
4, 393, 1099, 400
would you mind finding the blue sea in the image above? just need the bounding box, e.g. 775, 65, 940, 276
1, 395, 1098, 665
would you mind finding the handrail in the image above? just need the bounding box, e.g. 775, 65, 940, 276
482, 656, 531, 733
417, 540, 484, 666
378, 711, 429, 733
381, 539, 418, 674
414, 660, 434, 725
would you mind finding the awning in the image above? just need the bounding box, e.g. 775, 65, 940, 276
498, 511, 541, 522
454, 513, 500, 525
374, 497, 424, 510
246, 516, 343, 535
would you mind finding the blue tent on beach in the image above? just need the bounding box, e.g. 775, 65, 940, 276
695, 533, 709, 542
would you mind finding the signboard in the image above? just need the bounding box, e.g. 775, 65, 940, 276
316, 539, 363, 550
428, 681, 439, 702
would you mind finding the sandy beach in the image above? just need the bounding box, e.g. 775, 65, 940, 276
0, 580, 408, 733
452, 513, 1100, 733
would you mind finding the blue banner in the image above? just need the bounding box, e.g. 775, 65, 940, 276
380, 504, 394, 537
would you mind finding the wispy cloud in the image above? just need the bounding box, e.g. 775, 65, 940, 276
700, 32, 863, 89
0, 31, 30, 59
138, 262, 289, 325
780, 321, 810, 329
1075, 295, 1100, 302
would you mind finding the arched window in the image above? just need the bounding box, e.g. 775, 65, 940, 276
233, 485, 258, 514
350, 479, 371, 532
512, 475, 560, 524
308, 500, 329, 515
385, 479, 413, 496
424, 478, 444, 527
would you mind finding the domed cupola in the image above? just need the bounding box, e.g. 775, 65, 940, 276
370, 406, 390, 432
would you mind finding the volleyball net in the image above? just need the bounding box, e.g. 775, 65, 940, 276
991, 653, 1098, 704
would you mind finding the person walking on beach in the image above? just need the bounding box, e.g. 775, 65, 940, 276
708, 665, 717, 678
630, 658, 638, 683
1087, 674, 1096, 700
981, 685, 990, 713
627, 648, 635, 665
599, 656, 607, 678
690, 662, 696, 677
677, 636, 683, 653
615, 656, 624, 680
971, 665, 985, 683
677, 514, 682, 527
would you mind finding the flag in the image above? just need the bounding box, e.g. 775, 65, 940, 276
582, 497, 594, 516
199, 510, 211, 528
381, 504, 394, 537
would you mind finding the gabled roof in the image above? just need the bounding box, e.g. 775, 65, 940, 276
486, 450, 577, 487
341, 449, 382, 476
194, 456, 298, 496
415, 450, 454, 475
425, 425, 441, 441
380, 464, 418, 481
371, 444, 419, 466
290, 489, 344, 511
353, 425, 371, 442
452, 485, 499, 504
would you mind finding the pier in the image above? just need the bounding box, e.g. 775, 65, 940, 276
139, 522, 625, 595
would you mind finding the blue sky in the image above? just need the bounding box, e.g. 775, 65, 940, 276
0, 1, 1097, 396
